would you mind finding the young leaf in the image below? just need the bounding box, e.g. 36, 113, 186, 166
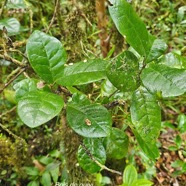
146, 39, 168, 63
108, 0, 154, 57
106, 51, 139, 92
41, 171, 51, 186
130, 87, 161, 143
66, 103, 112, 138
26, 30, 67, 83
105, 128, 129, 159
141, 64, 186, 97
131, 179, 153, 186
13, 79, 38, 101
0, 18, 20, 36
17, 91, 64, 128
27, 181, 39, 186
133, 129, 159, 160
123, 164, 137, 185
77, 138, 106, 173
56, 59, 107, 86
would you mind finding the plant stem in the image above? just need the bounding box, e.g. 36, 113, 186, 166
81, 142, 122, 175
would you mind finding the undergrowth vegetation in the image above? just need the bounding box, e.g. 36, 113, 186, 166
0, 0, 186, 185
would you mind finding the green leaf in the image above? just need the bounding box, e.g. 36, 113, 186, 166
109, 0, 154, 57
17, 91, 64, 128
27, 181, 40, 186
131, 179, 153, 186
160, 52, 186, 69
78, 138, 106, 173
24, 167, 39, 176
123, 164, 137, 185
39, 156, 54, 165
177, 114, 186, 133
67, 103, 112, 138
26, 30, 67, 83
101, 79, 117, 97
49, 166, 59, 183
177, 6, 186, 22
13, 79, 38, 101
4, 89, 16, 104
106, 51, 139, 92
105, 128, 129, 159
56, 59, 107, 86
141, 64, 186, 97
146, 39, 167, 63
133, 129, 159, 160
130, 87, 161, 144
41, 171, 51, 186
6, 0, 27, 9
0, 18, 20, 36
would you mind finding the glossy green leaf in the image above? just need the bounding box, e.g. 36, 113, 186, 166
17, 91, 64, 128
106, 51, 139, 92
133, 129, 159, 160
141, 64, 186, 97
131, 179, 153, 186
78, 138, 106, 173
13, 79, 38, 101
6, 0, 27, 9
105, 128, 129, 159
146, 39, 167, 63
0, 18, 20, 36
101, 79, 117, 97
160, 52, 186, 69
56, 59, 107, 86
130, 87, 161, 144
26, 30, 67, 83
41, 171, 51, 186
123, 164, 137, 185
109, 0, 154, 57
67, 103, 112, 138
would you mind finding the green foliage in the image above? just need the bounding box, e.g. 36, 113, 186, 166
1, 0, 186, 185
0, 18, 20, 36
77, 138, 106, 173
130, 87, 161, 144
26, 30, 67, 83
106, 51, 139, 92
57, 59, 107, 86
141, 64, 186, 97
108, 0, 154, 57
105, 128, 129, 159
67, 102, 112, 138
122, 164, 153, 186
17, 91, 64, 127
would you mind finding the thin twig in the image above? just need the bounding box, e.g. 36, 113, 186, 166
0, 106, 16, 118
0, 123, 27, 147
0, 67, 27, 94
0, 53, 26, 67
80, 142, 122, 175
46, 0, 59, 33
8, 48, 28, 60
